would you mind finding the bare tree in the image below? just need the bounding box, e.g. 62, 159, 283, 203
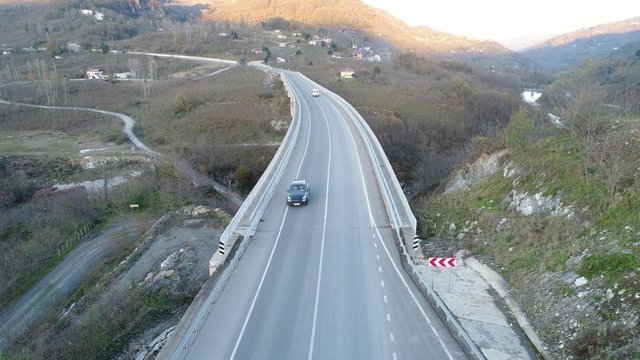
589, 125, 640, 205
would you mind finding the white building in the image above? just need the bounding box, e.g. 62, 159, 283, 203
86, 68, 106, 79
340, 69, 355, 79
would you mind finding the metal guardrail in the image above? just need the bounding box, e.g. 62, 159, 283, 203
169, 71, 301, 360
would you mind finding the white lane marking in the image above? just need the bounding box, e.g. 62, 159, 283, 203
86, 244, 103, 256
231, 74, 315, 360
393, 353, 398, 360
291, 75, 313, 179
340, 95, 455, 360
381, 280, 385, 288
230, 207, 289, 360
390, 332, 395, 342
384, 295, 388, 303
376, 254, 380, 261
373, 233, 376, 238
374, 242, 377, 248
307, 85, 334, 360
378, 266, 382, 273
386, 313, 391, 322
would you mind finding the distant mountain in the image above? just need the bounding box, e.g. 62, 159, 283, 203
521, 16, 640, 70
176, 0, 510, 56
97, 0, 168, 17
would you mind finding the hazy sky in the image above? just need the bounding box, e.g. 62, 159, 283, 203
362, 0, 640, 49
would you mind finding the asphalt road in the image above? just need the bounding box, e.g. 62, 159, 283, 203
179, 71, 467, 360
0, 218, 141, 350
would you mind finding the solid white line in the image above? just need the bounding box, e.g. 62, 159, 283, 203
307, 83, 333, 360
229, 206, 289, 360
230, 74, 314, 360
340, 97, 455, 360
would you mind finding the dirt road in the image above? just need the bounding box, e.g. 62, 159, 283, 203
0, 218, 146, 350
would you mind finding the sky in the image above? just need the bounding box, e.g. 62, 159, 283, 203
362, 0, 640, 49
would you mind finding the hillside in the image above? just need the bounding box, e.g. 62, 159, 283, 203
417, 52, 640, 357
176, 0, 510, 56
521, 16, 640, 70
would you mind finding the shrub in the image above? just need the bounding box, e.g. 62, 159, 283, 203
505, 106, 535, 151
578, 253, 639, 279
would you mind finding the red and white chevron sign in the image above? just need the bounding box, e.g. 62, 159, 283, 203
428, 257, 457, 268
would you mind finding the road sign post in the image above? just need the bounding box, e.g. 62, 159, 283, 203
428, 257, 457, 292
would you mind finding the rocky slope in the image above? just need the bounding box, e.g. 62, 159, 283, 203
421, 148, 640, 359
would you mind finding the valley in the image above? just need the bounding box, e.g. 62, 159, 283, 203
0, 0, 639, 359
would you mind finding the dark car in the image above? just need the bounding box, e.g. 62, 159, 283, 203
287, 179, 310, 206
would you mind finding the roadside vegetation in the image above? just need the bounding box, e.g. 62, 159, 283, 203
291, 52, 521, 191
417, 51, 640, 357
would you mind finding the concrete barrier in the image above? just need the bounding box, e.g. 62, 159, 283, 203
208, 71, 300, 275
160, 70, 302, 360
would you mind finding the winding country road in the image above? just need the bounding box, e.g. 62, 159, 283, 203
0, 59, 242, 350
0, 219, 143, 349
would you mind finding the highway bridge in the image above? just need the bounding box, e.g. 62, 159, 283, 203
160, 69, 471, 360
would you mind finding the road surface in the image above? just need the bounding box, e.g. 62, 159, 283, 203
0, 219, 142, 350
175, 71, 467, 359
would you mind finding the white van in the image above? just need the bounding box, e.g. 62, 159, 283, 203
311, 88, 320, 97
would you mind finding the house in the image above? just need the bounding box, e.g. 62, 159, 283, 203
86, 68, 106, 79
322, 38, 332, 44
218, 32, 228, 37
276, 57, 286, 63
340, 69, 355, 79
308, 40, 320, 46
112, 72, 136, 79
352, 50, 365, 60
80, 9, 93, 16
277, 34, 287, 39
251, 48, 263, 54
67, 42, 83, 53
94, 12, 104, 21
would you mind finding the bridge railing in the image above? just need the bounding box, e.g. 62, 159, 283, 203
162, 70, 302, 360
208, 71, 299, 275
